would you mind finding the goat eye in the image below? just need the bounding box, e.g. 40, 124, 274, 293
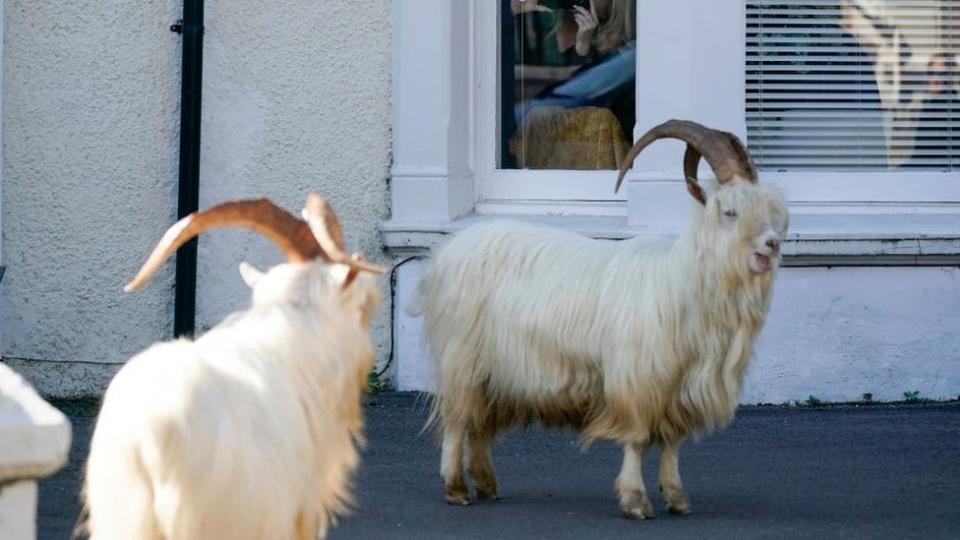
723, 209, 738, 218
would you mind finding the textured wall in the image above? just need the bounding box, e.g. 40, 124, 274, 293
2, 1, 393, 396
194, 0, 392, 362
0, 0, 5, 356
2, 1, 181, 395
742, 267, 960, 404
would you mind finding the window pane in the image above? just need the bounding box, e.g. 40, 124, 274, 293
747, 0, 960, 171
500, 0, 637, 170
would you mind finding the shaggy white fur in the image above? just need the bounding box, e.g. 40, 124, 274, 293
418, 178, 788, 518
83, 260, 379, 540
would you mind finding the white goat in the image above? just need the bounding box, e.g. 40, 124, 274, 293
82, 194, 384, 540
417, 120, 789, 519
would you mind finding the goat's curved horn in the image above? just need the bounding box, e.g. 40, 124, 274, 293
302, 193, 347, 262
614, 119, 758, 197
124, 199, 324, 292
301, 193, 386, 276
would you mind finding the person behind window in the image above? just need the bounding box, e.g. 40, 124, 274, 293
505, 0, 637, 169
842, 1, 958, 170
554, 0, 636, 57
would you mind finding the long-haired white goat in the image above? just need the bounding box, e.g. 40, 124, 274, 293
418, 120, 789, 519
82, 194, 384, 540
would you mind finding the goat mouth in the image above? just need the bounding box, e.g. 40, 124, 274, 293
753, 252, 773, 273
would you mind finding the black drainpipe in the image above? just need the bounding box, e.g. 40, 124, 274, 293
171, 1, 204, 337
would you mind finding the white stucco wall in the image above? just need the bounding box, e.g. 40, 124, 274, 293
743, 267, 960, 403
1, 0, 181, 396
395, 264, 960, 403
0, 0, 5, 354
194, 0, 392, 362
2, 1, 392, 397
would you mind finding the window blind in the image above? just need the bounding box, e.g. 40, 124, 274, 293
746, 0, 959, 171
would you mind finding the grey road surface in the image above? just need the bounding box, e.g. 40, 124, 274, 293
40, 393, 959, 539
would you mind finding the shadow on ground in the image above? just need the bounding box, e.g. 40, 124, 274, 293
40, 393, 960, 539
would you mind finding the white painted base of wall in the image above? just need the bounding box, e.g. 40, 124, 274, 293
0, 481, 37, 540
394, 263, 960, 403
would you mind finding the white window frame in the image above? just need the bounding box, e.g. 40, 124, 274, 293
474, 1, 627, 211
389, 0, 960, 234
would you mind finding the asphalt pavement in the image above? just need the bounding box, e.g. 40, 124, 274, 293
40, 393, 959, 539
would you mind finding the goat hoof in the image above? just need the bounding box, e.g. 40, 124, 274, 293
619, 490, 656, 520
475, 485, 499, 500
445, 484, 471, 506
667, 499, 691, 515
445, 495, 471, 506
662, 487, 691, 515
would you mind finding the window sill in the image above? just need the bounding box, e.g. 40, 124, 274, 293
382, 212, 960, 266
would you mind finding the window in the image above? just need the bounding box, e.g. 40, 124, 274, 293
389, 1, 959, 232
747, 0, 959, 172
478, 1, 637, 208
502, 0, 637, 171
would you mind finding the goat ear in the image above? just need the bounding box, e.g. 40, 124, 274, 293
238, 262, 264, 288
686, 177, 707, 206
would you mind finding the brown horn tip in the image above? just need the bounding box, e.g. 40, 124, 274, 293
302, 193, 347, 261
303, 193, 345, 253
124, 214, 197, 292
302, 193, 386, 275
342, 252, 386, 289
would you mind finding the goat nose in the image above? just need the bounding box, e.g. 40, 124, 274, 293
766, 237, 780, 253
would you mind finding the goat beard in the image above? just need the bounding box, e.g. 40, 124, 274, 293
715, 245, 778, 292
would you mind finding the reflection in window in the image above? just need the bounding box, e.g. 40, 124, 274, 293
747, 0, 959, 171
500, 0, 637, 170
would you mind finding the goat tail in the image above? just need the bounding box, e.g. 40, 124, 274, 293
414, 257, 443, 437
411, 253, 463, 439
